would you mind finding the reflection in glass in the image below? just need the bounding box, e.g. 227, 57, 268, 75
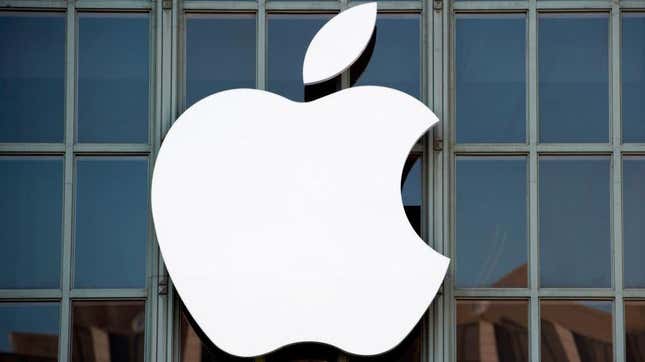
456, 14, 525, 143
457, 300, 528, 362
71, 301, 145, 362
539, 14, 608, 142
0, 158, 62, 289
623, 157, 645, 288
402, 155, 422, 237
74, 158, 148, 288
0, 303, 59, 361
456, 157, 527, 288
541, 301, 612, 362
622, 14, 645, 143
539, 157, 610, 288
78, 13, 149, 143
626, 301, 645, 362
0, 12, 65, 142
186, 14, 256, 108
268, 15, 334, 101
352, 14, 420, 99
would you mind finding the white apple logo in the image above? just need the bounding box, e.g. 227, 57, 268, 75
151, 2, 449, 357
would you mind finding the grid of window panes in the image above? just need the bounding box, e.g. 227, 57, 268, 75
0, 6, 150, 362
452, 3, 645, 362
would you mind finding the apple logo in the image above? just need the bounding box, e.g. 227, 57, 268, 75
151, 2, 449, 358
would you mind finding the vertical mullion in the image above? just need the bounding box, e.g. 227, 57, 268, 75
58, 2, 76, 361
527, 1, 539, 362
257, 0, 266, 91
610, 3, 624, 362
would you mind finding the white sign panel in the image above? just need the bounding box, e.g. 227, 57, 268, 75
151, 3, 449, 357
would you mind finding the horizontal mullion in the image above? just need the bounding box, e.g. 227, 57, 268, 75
455, 288, 531, 298
623, 289, 645, 298
0, 0, 66, 8
538, 288, 615, 298
621, 143, 645, 153
70, 288, 147, 299
453, 143, 529, 154
536, 143, 612, 154
184, 1, 259, 11
266, 1, 340, 11
0, 143, 66, 154
75, 0, 153, 10
74, 143, 152, 154
0, 289, 62, 300
452, 1, 529, 11
536, 1, 611, 10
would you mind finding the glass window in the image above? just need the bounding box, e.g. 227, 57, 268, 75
541, 301, 613, 362
268, 14, 333, 101
352, 14, 420, 99
456, 157, 527, 288
623, 157, 645, 288
539, 157, 610, 288
622, 14, 645, 143
538, 14, 609, 143
74, 158, 148, 288
456, 14, 526, 143
456, 300, 528, 362
0, 12, 65, 143
0, 157, 62, 289
0, 303, 59, 361
625, 301, 645, 362
186, 14, 256, 108
402, 155, 422, 237
71, 301, 145, 362
77, 13, 149, 143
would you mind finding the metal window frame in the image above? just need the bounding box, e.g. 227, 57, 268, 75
1, 0, 645, 361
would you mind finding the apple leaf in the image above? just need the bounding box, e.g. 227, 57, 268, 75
302, 2, 377, 85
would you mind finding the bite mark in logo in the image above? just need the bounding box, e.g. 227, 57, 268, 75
151, 3, 449, 357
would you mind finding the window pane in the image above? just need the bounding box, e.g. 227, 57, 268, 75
623, 157, 645, 288
74, 158, 148, 288
539, 157, 610, 288
456, 14, 526, 143
402, 155, 422, 237
352, 14, 420, 99
268, 15, 332, 101
0, 303, 59, 361
0, 158, 62, 288
186, 14, 256, 108
71, 301, 145, 362
78, 13, 149, 143
541, 301, 612, 362
457, 300, 528, 362
0, 12, 65, 142
538, 14, 608, 143
625, 301, 645, 362
622, 14, 645, 143
456, 157, 527, 288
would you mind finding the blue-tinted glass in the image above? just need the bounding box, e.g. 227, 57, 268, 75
186, 15, 256, 108
456, 157, 527, 288
539, 14, 609, 143
539, 157, 610, 288
0, 158, 62, 289
456, 15, 526, 143
78, 14, 149, 143
353, 14, 420, 99
74, 158, 148, 288
0, 303, 59, 359
623, 157, 645, 288
402, 156, 422, 237
622, 14, 645, 143
268, 15, 332, 101
0, 13, 65, 142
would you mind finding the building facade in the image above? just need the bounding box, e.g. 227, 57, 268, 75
1, 0, 644, 361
